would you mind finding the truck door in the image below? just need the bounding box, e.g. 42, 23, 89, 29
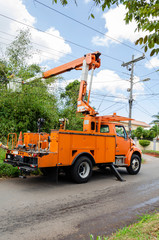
115, 125, 130, 156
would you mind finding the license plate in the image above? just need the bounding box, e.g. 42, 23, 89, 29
13, 150, 18, 155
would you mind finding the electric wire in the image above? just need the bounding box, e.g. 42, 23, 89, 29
0, 13, 123, 63
34, 0, 144, 55
0, 30, 77, 60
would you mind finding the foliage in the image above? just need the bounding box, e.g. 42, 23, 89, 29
130, 130, 135, 139
60, 79, 80, 108
133, 126, 157, 140
0, 148, 6, 164
0, 60, 8, 86
134, 126, 144, 139
60, 80, 83, 131
52, 0, 159, 56
90, 212, 159, 240
0, 163, 19, 178
142, 150, 159, 158
6, 29, 33, 78
142, 129, 149, 139
151, 113, 159, 136
139, 139, 150, 147
151, 112, 159, 123
0, 29, 61, 138
90, 234, 108, 240
0, 81, 59, 137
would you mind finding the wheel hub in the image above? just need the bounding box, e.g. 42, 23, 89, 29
78, 162, 90, 179
132, 158, 139, 171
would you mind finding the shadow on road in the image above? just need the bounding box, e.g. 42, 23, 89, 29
11, 167, 129, 189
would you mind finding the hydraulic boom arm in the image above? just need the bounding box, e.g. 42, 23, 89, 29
43, 51, 101, 116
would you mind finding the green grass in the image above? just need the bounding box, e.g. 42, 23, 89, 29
142, 150, 159, 158
90, 212, 159, 240
142, 150, 159, 155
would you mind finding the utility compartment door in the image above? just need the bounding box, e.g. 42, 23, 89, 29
95, 135, 115, 164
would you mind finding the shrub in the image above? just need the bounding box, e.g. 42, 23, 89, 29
139, 140, 150, 147
0, 163, 19, 178
0, 148, 6, 163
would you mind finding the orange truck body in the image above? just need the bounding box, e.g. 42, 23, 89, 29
4, 52, 142, 183
5, 114, 142, 183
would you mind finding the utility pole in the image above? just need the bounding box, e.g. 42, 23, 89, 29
121, 54, 145, 135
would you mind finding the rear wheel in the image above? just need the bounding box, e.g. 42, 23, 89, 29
71, 156, 92, 183
127, 154, 141, 175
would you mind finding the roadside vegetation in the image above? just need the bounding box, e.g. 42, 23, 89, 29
0, 29, 83, 178
0, 29, 82, 138
0, 148, 19, 178
90, 212, 159, 240
131, 126, 159, 141
142, 150, 159, 158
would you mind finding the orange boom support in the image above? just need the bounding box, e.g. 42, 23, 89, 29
4, 52, 142, 183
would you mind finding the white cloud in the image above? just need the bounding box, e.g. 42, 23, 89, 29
88, 69, 129, 94
56, 68, 144, 96
0, 0, 71, 64
145, 57, 159, 69
92, 4, 147, 46
84, 0, 91, 3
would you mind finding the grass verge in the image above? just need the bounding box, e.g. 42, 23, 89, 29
90, 212, 159, 240
142, 150, 159, 158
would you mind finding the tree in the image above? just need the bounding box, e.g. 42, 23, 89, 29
0, 60, 8, 87
0, 81, 59, 137
60, 79, 80, 109
0, 29, 60, 138
60, 80, 83, 130
142, 129, 149, 139
151, 112, 159, 125
134, 126, 144, 139
52, 0, 159, 56
6, 29, 33, 78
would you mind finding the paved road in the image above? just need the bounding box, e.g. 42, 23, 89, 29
0, 154, 159, 240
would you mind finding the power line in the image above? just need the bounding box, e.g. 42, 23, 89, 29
100, 102, 121, 113
139, 70, 159, 78
34, 0, 144, 55
134, 102, 153, 117
134, 105, 152, 118
0, 29, 132, 77
0, 30, 77, 60
0, 13, 123, 63
106, 105, 126, 115
0, 40, 71, 66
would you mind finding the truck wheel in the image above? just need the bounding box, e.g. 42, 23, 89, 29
126, 154, 141, 175
71, 156, 92, 183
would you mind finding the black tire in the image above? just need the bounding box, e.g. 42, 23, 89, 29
127, 154, 141, 175
71, 156, 92, 183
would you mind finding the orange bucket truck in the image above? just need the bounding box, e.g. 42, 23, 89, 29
4, 52, 142, 183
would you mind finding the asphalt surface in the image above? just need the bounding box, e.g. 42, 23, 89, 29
0, 154, 159, 240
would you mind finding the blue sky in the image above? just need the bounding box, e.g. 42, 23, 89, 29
0, 0, 159, 125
